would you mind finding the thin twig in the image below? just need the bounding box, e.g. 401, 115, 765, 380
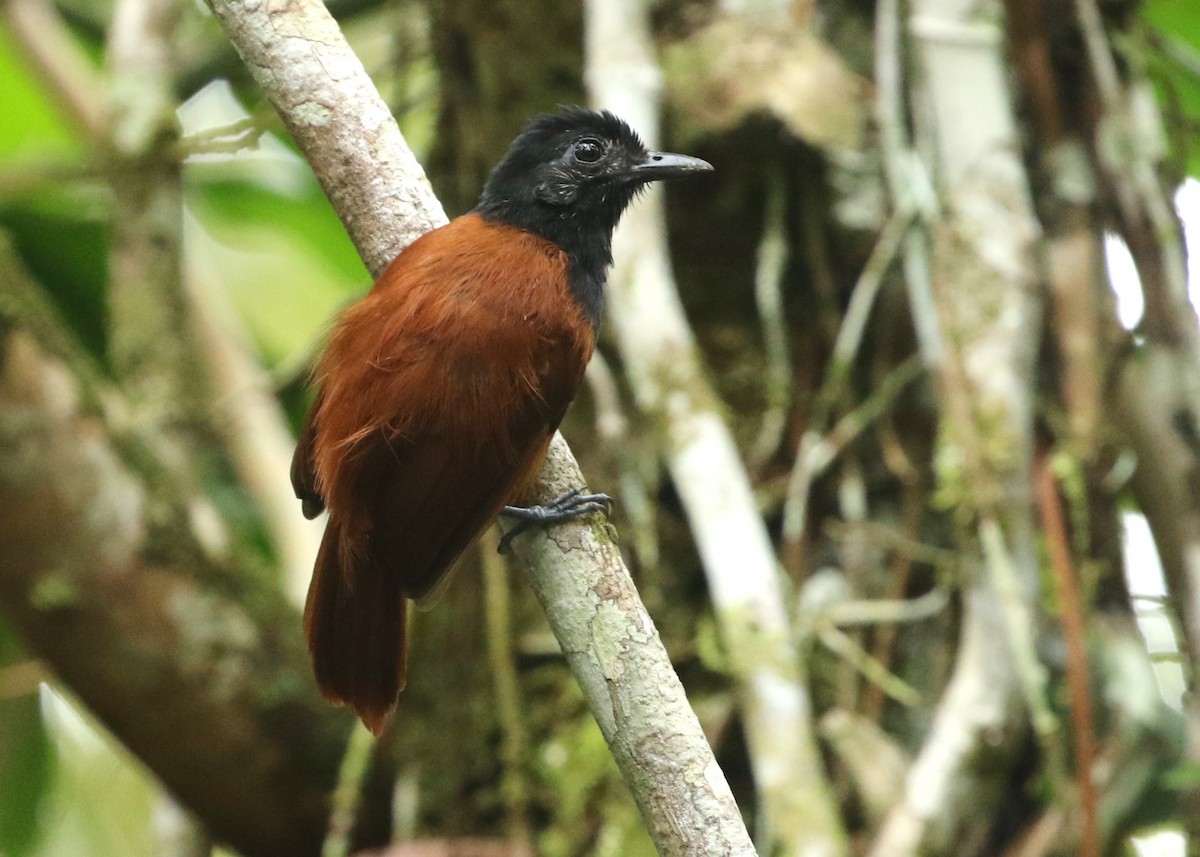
863, 484, 923, 720
874, 0, 942, 369
826, 520, 959, 571
751, 162, 793, 468
177, 118, 267, 156
825, 358, 923, 464
1073, 0, 1122, 108
819, 588, 948, 628
816, 622, 921, 707
1035, 455, 1100, 857
825, 211, 913, 389
480, 530, 532, 847
3, 0, 105, 138
780, 210, 916, 557
322, 724, 376, 857
782, 354, 924, 564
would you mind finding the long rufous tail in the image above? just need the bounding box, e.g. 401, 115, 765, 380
303, 520, 407, 735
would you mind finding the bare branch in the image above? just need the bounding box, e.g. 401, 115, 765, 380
201, 0, 755, 851
507, 435, 757, 855
874, 0, 941, 369
584, 0, 847, 853
1035, 457, 1100, 857
750, 165, 792, 467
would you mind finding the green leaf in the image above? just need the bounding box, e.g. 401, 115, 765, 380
1161, 760, 1200, 790
0, 197, 109, 361
1144, 0, 1200, 51
185, 166, 366, 286
185, 171, 367, 367
0, 623, 55, 857
0, 23, 85, 162
1142, 0, 1200, 178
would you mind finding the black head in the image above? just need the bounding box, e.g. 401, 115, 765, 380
475, 107, 712, 323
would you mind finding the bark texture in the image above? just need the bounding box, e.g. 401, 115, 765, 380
202, 0, 757, 851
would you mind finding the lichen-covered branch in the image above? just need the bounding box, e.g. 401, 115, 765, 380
202, 0, 755, 851
506, 437, 756, 855
584, 0, 848, 853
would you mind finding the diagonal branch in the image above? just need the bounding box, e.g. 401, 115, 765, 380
583, 0, 848, 854
0, 314, 355, 857
201, 0, 756, 852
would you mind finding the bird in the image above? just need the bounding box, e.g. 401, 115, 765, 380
291, 107, 713, 734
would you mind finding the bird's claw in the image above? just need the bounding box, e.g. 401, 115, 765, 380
498, 488, 614, 553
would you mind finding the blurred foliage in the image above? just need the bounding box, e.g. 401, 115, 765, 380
1, 0, 1197, 852
0, 4, 370, 853
0, 624, 53, 857
0, 20, 106, 356
32, 692, 157, 857
1141, 0, 1200, 177
0, 630, 158, 857
0, 27, 81, 161
185, 166, 363, 371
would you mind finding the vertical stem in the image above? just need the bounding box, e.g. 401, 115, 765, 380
751, 164, 792, 467
322, 724, 376, 857
872, 0, 1043, 851
480, 531, 532, 847
1036, 458, 1100, 857
584, 0, 848, 854
106, 0, 192, 415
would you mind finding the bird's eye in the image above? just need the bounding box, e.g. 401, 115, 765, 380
573, 138, 604, 164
